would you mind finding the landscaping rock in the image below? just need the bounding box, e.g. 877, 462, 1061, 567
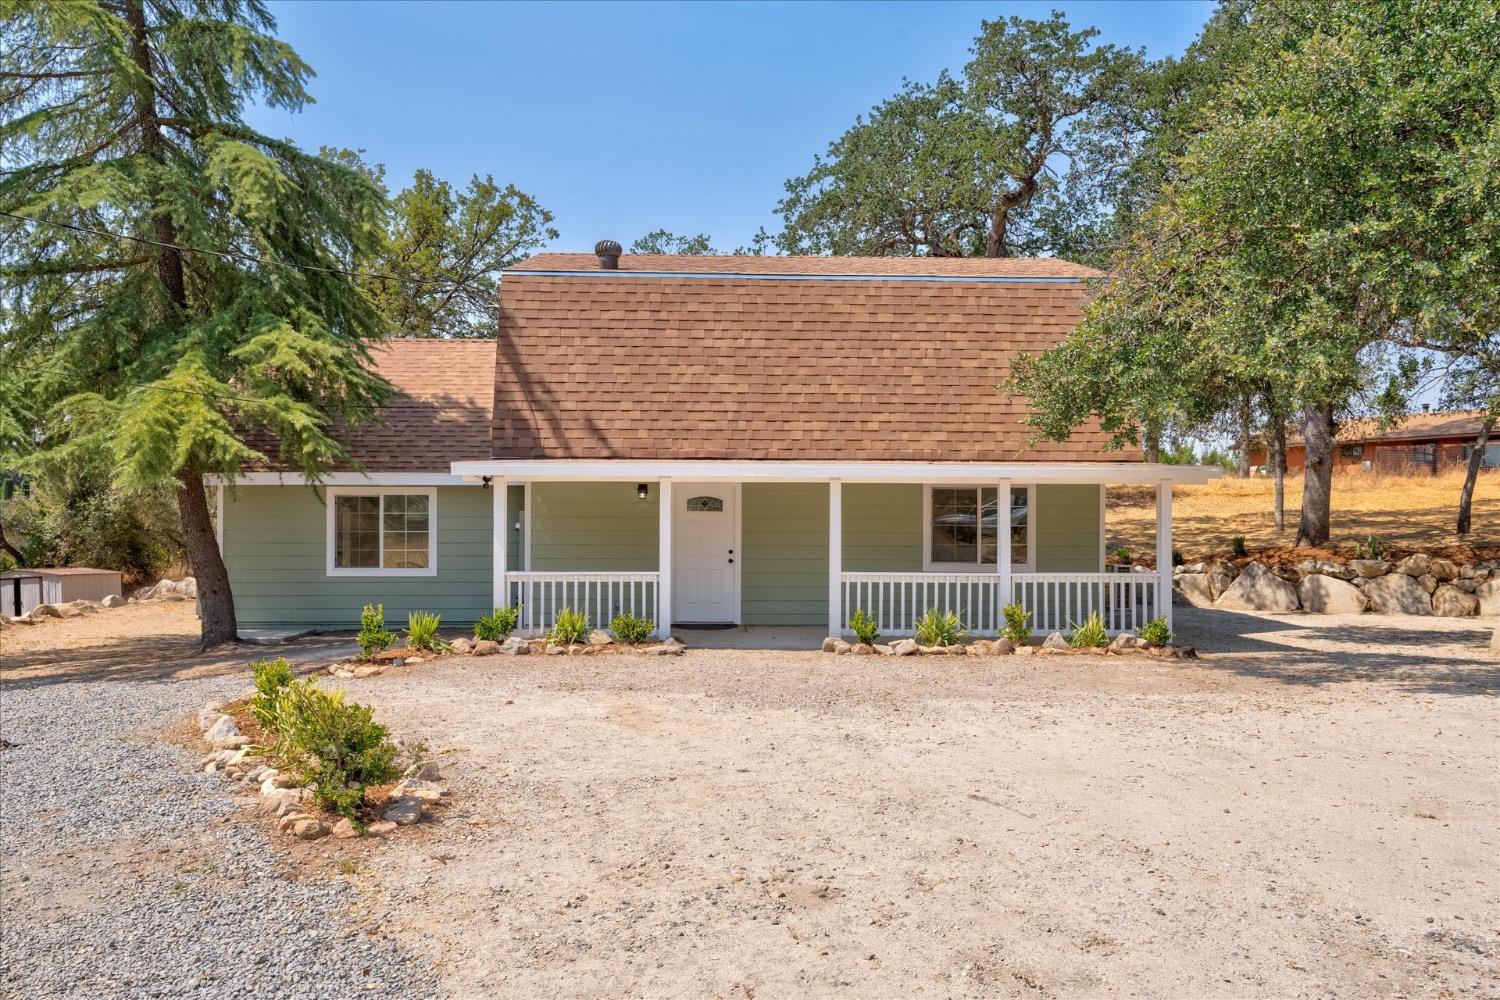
196, 702, 225, 730
545, 643, 568, 656
392, 778, 445, 803
405, 760, 441, 781
586, 629, 613, 646
203, 715, 240, 744
990, 637, 1015, 654
351, 664, 384, 679
1297, 574, 1368, 615
850, 643, 875, 655
641, 640, 684, 656
1428, 557, 1461, 582
1416, 574, 1439, 595
659, 637, 685, 654
1477, 579, 1500, 617
1041, 632, 1070, 651
1214, 562, 1300, 613
1175, 573, 1216, 608
1349, 559, 1392, 578
383, 796, 423, 826
1396, 553, 1431, 577
28, 603, 62, 620
177, 576, 197, 598
1207, 570, 1238, 600
832, 639, 852, 655
968, 640, 993, 656
873, 643, 894, 655
821, 637, 838, 653
211, 734, 251, 751
1363, 572, 1433, 615
499, 636, 529, 655
292, 818, 328, 841
100, 594, 126, 608
1109, 634, 1145, 651
1178, 561, 1207, 575
1431, 585, 1479, 618
367, 820, 398, 836
449, 637, 473, 656
331, 818, 360, 839
473, 639, 499, 655
891, 639, 918, 656
918, 645, 948, 655
277, 811, 313, 833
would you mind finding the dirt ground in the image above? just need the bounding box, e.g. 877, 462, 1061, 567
1108, 468, 1499, 559
6, 603, 1498, 999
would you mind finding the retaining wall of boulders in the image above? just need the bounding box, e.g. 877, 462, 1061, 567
1175, 554, 1499, 617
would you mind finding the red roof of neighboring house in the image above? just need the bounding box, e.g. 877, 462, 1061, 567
1275, 410, 1494, 448
491, 253, 1129, 463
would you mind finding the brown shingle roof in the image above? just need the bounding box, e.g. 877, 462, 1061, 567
245, 339, 494, 472
512, 253, 1103, 279
493, 263, 1130, 463
1315, 410, 1493, 446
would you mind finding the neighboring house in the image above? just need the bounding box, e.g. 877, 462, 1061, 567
1248, 408, 1499, 475
217, 246, 1219, 638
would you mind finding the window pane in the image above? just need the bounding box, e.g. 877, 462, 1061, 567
382, 494, 429, 569
334, 496, 379, 568
979, 487, 998, 564
1010, 487, 1029, 566
931, 488, 978, 564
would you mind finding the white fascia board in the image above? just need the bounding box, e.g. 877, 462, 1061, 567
449, 460, 1223, 486
206, 471, 474, 487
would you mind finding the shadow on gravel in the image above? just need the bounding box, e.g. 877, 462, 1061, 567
0, 634, 356, 691
1175, 606, 1499, 697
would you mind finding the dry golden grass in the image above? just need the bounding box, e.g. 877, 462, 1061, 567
1107, 467, 1500, 562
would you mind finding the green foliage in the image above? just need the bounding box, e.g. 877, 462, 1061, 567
249, 657, 295, 730
267, 679, 401, 823
913, 609, 966, 647
609, 612, 655, 645
473, 606, 519, 641
1138, 617, 1173, 646
1357, 535, 1387, 561
548, 608, 590, 645
775, 10, 1144, 262
1229, 536, 1248, 558
405, 611, 444, 652
357, 604, 396, 657
1000, 603, 1033, 645
1172, 549, 1184, 567
1112, 547, 1132, 565
1067, 612, 1109, 648
849, 609, 879, 646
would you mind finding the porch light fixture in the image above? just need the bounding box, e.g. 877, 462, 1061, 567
637, 483, 649, 501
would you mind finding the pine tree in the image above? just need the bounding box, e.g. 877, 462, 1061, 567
1, 1, 391, 646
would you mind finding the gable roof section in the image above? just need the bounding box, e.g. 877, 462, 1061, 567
1317, 410, 1493, 446
493, 255, 1130, 463
244, 339, 494, 472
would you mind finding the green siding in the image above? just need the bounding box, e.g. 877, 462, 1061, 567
842, 484, 922, 571
529, 482, 658, 571
742, 483, 827, 625
1034, 484, 1103, 572
224, 485, 495, 628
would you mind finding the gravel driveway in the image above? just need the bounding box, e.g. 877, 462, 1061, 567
0, 639, 433, 1000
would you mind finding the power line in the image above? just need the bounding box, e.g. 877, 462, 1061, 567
0, 209, 476, 289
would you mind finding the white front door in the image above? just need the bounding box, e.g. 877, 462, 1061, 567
672, 483, 738, 623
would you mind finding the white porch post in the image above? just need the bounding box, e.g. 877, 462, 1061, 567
656, 478, 673, 639
828, 479, 842, 636
492, 477, 507, 612
996, 479, 1012, 632
1156, 478, 1173, 630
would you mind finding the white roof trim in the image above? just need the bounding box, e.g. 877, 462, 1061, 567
501, 269, 1088, 285
448, 460, 1222, 485
207, 472, 472, 486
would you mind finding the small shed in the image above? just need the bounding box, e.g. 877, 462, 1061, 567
1, 567, 123, 618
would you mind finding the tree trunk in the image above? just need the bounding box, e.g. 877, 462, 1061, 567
127, 0, 234, 647
1238, 395, 1252, 478
1457, 417, 1495, 536
0, 518, 23, 564
1295, 403, 1335, 547
1144, 422, 1161, 464
178, 471, 237, 647
1272, 419, 1287, 533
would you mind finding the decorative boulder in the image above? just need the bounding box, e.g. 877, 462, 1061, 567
101, 594, 126, 608
832, 639, 852, 655
473, 639, 499, 655
1363, 573, 1433, 615
449, 637, 473, 655
850, 643, 875, 655
873, 644, 895, 655
1492, 625, 1500, 655
1213, 562, 1300, 613
1428, 557, 1460, 582
990, 637, 1015, 654
586, 629, 613, 646
821, 637, 838, 653
1416, 574, 1439, 595
204, 715, 241, 743
1041, 632, 1070, 650
1109, 633, 1145, 651
1477, 579, 1500, 617
1175, 573, 1216, 608
1207, 570, 1238, 600
28, 603, 62, 620
383, 796, 423, 826
1349, 559, 1392, 578
1431, 585, 1479, 618
890, 638, 919, 656
499, 636, 529, 655
1396, 553, 1431, 577
1297, 574, 1368, 615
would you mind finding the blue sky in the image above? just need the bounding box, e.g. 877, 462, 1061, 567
247, 1, 1215, 253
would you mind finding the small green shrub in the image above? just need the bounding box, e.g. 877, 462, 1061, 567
357, 604, 395, 657
1172, 549, 1184, 567
549, 607, 590, 645
405, 611, 445, 652
1357, 534, 1386, 560
1112, 546, 1132, 565
1067, 611, 1108, 648
1000, 603, 1033, 645
1138, 616, 1173, 646
610, 612, 655, 644
849, 608, 879, 645
913, 608, 966, 647
474, 606, 519, 641
269, 679, 402, 823
250, 657, 295, 730
1230, 535, 1248, 557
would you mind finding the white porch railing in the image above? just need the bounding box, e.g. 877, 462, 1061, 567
505, 572, 659, 633
841, 571, 1161, 638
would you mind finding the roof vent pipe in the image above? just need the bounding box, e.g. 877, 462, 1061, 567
595, 239, 622, 270
1422, 403, 1431, 413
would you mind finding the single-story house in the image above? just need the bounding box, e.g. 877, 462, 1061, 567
216, 245, 1219, 639
1248, 408, 1498, 475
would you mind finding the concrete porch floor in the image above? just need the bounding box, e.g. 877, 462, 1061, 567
671, 625, 828, 650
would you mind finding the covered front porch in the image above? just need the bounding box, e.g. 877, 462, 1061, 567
456, 460, 1219, 642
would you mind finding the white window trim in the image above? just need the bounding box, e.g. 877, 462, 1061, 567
922, 484, 1035, 573
325, 487, 438, 577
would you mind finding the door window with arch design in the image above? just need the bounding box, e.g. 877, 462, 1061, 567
685, 495, 724, 513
